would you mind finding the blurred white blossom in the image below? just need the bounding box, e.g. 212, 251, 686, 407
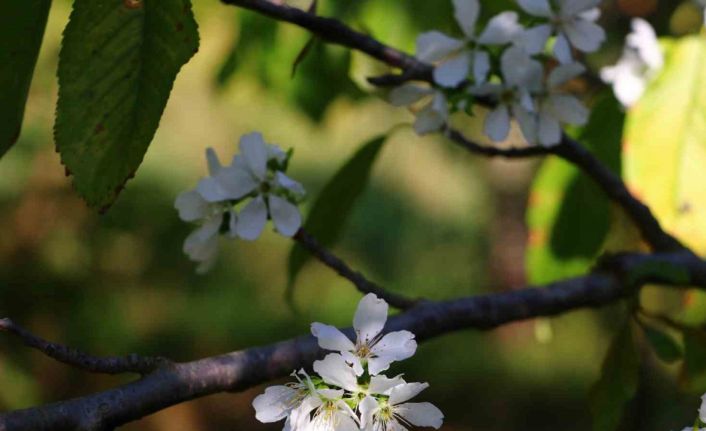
601, 18, 663, 108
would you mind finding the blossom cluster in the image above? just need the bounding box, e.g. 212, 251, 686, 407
390, 0, 606, 146
175, 132, 305, 273
253, 294, 444, 430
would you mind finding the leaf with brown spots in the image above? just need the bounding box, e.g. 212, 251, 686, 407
55, 0, 199, 209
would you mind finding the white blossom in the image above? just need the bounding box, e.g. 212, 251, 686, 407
311, 294, 417, 375
252, 370, 314, 425
201, 132, 305, 240
388, 84, 449, 135
416, 0, 522, 87
471, 46, 543, 142
517, 0, 606, 63
290, 388, 359, 431
175, 148, 236, 273
600, 18, 663, 108
515, 62, 589, 146
359, 382, 444, 430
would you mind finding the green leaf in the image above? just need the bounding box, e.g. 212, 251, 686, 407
624, 36, 706, 254
526, 94, 624, 284
286, 135, 386, 299
55, 0, 199, 210
640, 322, 683, 363
0, 0, 51, 156
680, 329, 706, 393
589, 319, 640, 431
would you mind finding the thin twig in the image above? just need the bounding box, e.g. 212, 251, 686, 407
293, 228, 420, 309
0, 318, 171, 375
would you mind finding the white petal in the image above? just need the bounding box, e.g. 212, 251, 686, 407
359, 396, 379, 429
388, 382, 429, 405
369, 331, 417, 375
517, 24, 552, 54
236, 196, 268, 241
175, 189, 209, 222
334, 410, 360, 431
517, 0, 553, 17
268, 195, 301, 237
548, 62, 585, 88
311, 323, 355, 352
211, 165, 259, 200
196, 176, 233, 202
253, 385, 298, 423
413, 93, 448, 135
562, 19, 606, 53
607, 67, 645, 107
312, 353, 359, 392
353, 294, 388, 344
369, 374, 406, 395
477, 12, 521, 45
514, 107, 538, 144
628, 18, 663, 70
433, 52, 471, 87
547, 94, 588, 125
579, 7, 601, 21
484, 105, 511, 142
700, 393, 706, 423
501, 46, 544, 89
560, 0, 601, 17
388, 84, 432, 106
452, 0, 480, 38
537, 109, 562, 146
553, 33, 573, 64
205, 147, 222, 176
394, 402, 444, 429
291, 396, 322, 430
415, 31, 465, 63
266, 143, 287, 164
472, 50, 490, 84
275, 173, 305, 197
239, 132, 269, 180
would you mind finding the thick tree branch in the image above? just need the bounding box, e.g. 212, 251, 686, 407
293, 228, 420, 310
0, 318, 170, 376
2, 252, 705, 431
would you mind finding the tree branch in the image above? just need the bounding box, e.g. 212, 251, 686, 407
2, 251, 705, 430
0, 318, 170, 376
293, 228, 420, 309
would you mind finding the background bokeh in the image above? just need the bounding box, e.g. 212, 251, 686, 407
0, 0, 703, 429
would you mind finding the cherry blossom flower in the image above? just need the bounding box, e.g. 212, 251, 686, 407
311, 294, 417, 375
359, 382, 444, 430
200, 132, 305, 240
514, 62, 588, 146
517, 0, 606, 63
252, 370, 315, 425
290, 388, 359, 431
471, 46, 543, 142
416, 0, 522, 87
388, 84, 449, 135
175, 148, 236, 273
601, 18, 663, 107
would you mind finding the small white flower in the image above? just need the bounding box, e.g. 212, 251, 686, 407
471, 46, 543, 142
600, 18, 663, 108
311, 294, 417, 376
359, 382, 444, 430
175, 148, 236, 273
204, 132, 305, 240
388, 83, 449, 135
291, 388, 359, 431
515, 62, 589, 146
252, 370, 314, 424
517, 0, 606, 63
416, 0, 522, 87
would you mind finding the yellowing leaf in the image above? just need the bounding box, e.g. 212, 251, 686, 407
624, 36, 706, 254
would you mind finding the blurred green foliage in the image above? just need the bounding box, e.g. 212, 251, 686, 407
1, 0, 706, 430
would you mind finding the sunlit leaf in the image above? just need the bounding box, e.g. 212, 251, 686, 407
0, 0, 51, 157
526, 94, 624, 284
624, 36, 706, 254
590, 318, 640, 431
287, 135, 386, 299
55, 0, 199, 210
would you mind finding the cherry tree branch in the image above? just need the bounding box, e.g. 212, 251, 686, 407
0, 318, 171, 376
2, 251, 705, 430
293, 228, 420, 309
